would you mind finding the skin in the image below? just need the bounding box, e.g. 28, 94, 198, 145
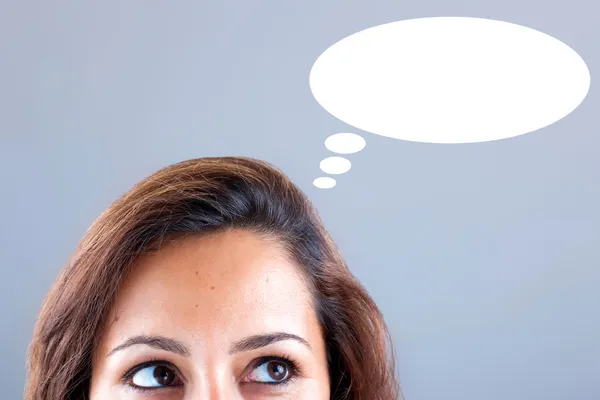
90, 229, 331, 399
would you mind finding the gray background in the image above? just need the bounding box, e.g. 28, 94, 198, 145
1, 1, 598, 399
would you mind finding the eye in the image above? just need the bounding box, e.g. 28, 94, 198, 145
127, 362, 182, 389
244, 357, 295, 384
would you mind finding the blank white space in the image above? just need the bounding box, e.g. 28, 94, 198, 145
309, 17, 591, 144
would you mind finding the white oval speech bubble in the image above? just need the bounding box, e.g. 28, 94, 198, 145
320, 156, 351, 174
325, 133, 367, 154
313, 177, 337, 189
309, 17, 591, 144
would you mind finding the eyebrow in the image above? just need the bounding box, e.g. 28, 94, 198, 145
107, 332, 311, 358
107, 335, 191, 357
229, 332, 312, 355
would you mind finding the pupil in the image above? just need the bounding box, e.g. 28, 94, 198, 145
153, 366, 175, 385
267, 361, 287, 381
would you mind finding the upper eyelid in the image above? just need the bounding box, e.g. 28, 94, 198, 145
242, 356, 301, 383
253, 356, 298, 370
122, 360, 184, 384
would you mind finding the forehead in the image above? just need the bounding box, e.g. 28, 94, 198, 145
103, 229, 316, 347
124, 229, 309, 295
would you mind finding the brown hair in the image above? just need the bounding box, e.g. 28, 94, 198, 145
26, 156, 401, 400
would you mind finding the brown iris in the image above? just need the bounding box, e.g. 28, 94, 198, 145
153, 365, 177, 385
266, 361, 288, 381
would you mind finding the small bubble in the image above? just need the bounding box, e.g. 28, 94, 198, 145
325, 133, 366, 154
313, 177, 336, 189
320, 156, 351, 175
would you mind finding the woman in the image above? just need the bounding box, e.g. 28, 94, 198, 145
26, 157, 401, 399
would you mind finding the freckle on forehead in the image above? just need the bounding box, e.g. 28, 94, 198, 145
211, 286, 215, 290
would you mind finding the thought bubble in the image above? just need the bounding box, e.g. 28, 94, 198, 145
320, 156, 352, 175
325, 133, 367, 154
309, 17, 591, 144
313, 137, 362, 189
313, 177, 336, 189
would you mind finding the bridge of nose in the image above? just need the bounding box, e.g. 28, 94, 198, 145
184, 360, 244, 400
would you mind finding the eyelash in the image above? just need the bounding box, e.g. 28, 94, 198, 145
121, 354, 301, 392
247, 354, 300, 387
121, 358, 181, 393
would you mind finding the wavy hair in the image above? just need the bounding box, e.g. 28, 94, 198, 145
26, 156, 401, 399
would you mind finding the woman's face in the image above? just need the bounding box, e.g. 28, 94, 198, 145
90, 229, 330, 399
